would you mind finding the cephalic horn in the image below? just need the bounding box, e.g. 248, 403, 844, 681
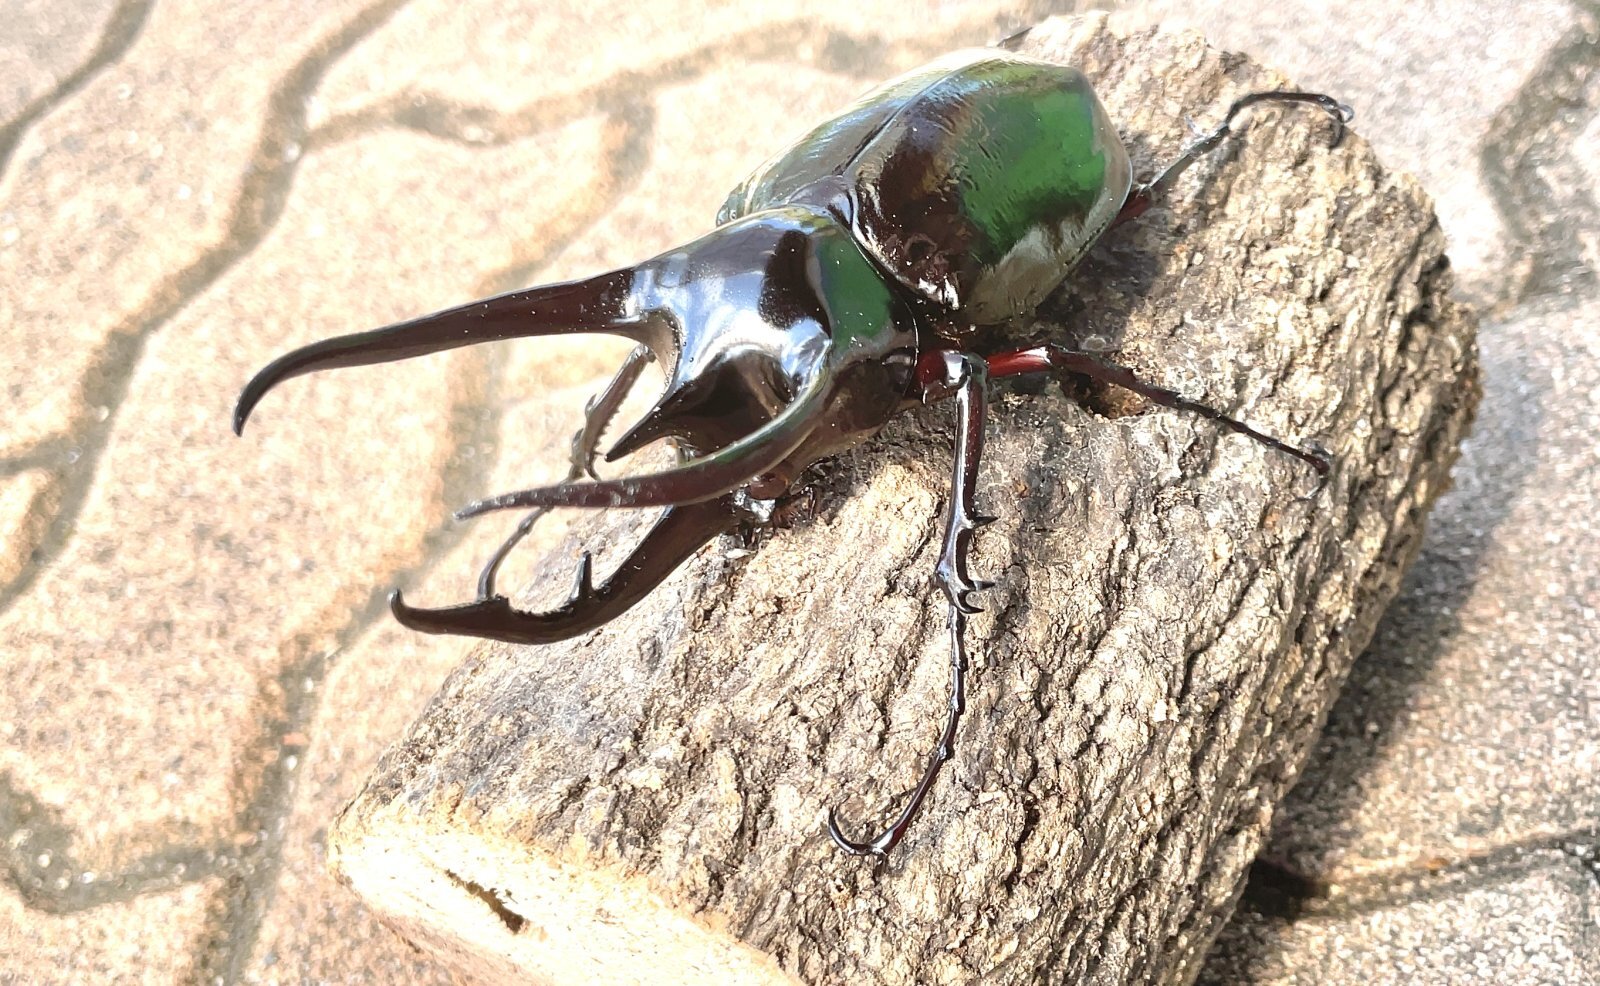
388, 494, 741, 644
233, 269, 666, 435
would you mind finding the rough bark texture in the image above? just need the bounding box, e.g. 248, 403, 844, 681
328, 13, 1478, 986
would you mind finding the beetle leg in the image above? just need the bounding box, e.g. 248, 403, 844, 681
993, 24, 1033, 51
987, 345, 1330, 475
573, 345, 657, 481
768, 487, 819, 530
828, 351, 992, 858
477, 345, 655, 600
1116, 91, 1354, 226
391, 493, 740, 644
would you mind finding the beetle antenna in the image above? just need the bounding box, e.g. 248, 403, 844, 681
828, 352, 991, 857
1117, 91, 1354, 225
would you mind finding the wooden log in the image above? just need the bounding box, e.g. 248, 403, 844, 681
328, 12, 1479, 985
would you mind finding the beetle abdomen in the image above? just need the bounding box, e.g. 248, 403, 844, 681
721, 50, 1132, 325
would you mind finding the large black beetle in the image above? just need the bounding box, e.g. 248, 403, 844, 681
234, 46, 1348, 856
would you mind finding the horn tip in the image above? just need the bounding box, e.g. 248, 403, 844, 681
231, 398, 252, 436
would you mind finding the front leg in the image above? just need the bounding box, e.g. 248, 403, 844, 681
476, 344, 655, 600
827, 351, 992, 858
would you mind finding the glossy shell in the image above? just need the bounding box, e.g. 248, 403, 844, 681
615, 205, 919, 477
720, 49, 1133, 325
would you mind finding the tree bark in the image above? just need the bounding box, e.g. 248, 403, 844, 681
328, 13, 1479, 985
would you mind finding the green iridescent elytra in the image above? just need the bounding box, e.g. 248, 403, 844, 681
719, 49, 1132, 324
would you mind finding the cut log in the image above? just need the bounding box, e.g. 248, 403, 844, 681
328, 12, 1479, 985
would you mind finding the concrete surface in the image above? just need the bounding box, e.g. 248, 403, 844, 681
0, 0, 1594, 983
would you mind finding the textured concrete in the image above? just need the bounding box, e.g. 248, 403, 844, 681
0, 0, 1594, 983
1203, 853, 1600, 984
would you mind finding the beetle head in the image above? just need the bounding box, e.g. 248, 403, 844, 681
235, 206, 917, 513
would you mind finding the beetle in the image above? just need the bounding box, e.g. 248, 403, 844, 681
233, 45, 1349, 858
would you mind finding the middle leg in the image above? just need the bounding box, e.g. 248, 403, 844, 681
827, 350, 993, 858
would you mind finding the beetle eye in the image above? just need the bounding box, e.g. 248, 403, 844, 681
903, 234, 935, 265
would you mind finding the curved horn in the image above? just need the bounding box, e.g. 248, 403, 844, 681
234, 269, 659, 434
455, 353, 837, 514
389, 495, 740, 644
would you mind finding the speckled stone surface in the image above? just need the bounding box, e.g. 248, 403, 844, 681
0, 0, 1593, 983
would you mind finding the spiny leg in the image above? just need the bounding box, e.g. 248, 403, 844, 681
476, 345, 655, 600
828, 351, 993, 858
1116, 91, 1353, 226
987, 345, 1329, 475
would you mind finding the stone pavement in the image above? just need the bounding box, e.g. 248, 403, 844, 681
0, 0, 1593, 984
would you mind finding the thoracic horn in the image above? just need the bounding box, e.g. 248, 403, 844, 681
233, 268, 669, 435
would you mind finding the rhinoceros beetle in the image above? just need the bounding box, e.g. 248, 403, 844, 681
234, 46, 1349, 858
